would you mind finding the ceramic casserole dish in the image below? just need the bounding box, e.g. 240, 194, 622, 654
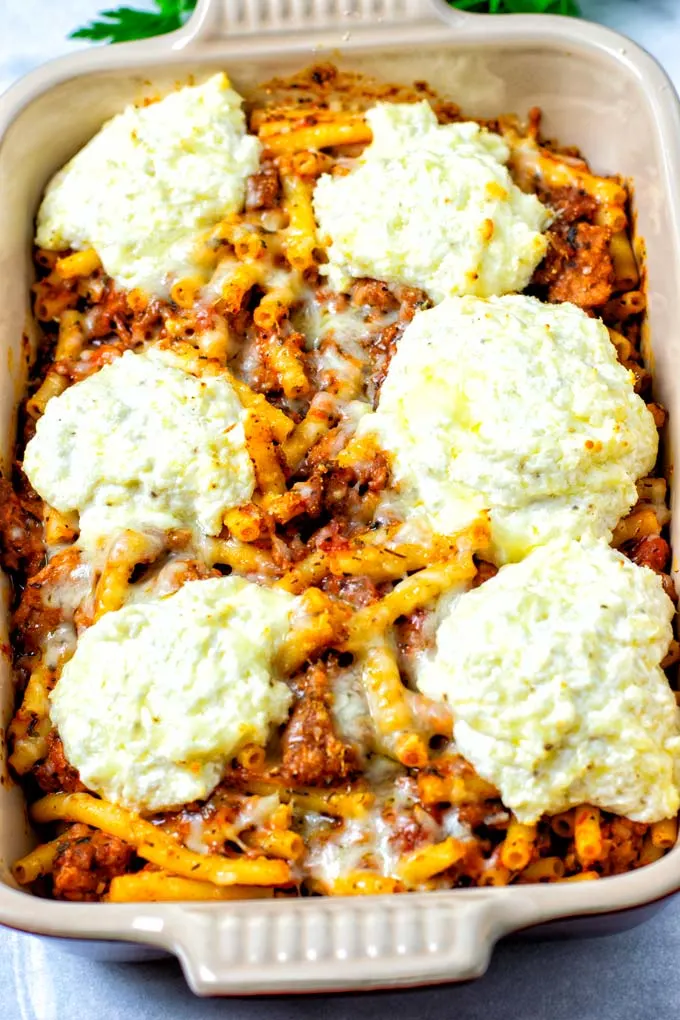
1, 0, 680, 995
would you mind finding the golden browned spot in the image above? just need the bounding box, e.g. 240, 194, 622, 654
480, 218, 495, 242
486, 181, 508, 201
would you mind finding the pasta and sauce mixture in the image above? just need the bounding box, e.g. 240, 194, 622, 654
3, 64, 679, 902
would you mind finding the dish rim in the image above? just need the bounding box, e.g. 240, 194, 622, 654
2, 0, 680, 994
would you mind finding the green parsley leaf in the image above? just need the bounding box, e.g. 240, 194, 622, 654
449, 0, 580, 11
70, 0, 196, 44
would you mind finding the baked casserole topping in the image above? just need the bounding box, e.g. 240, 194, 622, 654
3, 64, 677, 902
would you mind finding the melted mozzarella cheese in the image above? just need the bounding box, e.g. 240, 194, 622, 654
357, 294, 658, 563
35, 74, 261, 297
304, 773, 437, 887
50, 576, 296, 811
41, 560, 93, 669
417, 538, 680, 823
22, 347, 254, 551
331, 667, 375, 758
313, 102, 549, 301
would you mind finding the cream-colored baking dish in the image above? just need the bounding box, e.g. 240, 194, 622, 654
1, 0, 680, 995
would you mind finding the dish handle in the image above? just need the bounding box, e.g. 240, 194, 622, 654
180, 0, 472, 45
163, 891, 538, 995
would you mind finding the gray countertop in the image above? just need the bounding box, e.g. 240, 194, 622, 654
4, 0, 680, 1015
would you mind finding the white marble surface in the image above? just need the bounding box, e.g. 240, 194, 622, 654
3, 0, 680, 1015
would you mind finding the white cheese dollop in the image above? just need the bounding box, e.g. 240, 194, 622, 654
50, 576, 295, 811
418, 538, 680, 824
22, 347, 254, 550
35, 73, 262, 297
357, 294, 658, 563
313, 102, 550, 301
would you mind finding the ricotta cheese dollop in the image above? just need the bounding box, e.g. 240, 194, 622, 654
22, 347, 254, 550
417, 538, 680, 823
35, 73, 262, 297
357, 294, 658, 563
50, 576, 296, 812
312, 101, 550, 301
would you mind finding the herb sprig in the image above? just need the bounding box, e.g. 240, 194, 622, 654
451, 0, 581, 12
70, 0, 196, 43
71, 0, 581, 44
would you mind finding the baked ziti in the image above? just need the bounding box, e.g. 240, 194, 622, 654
2, 64, 677, 901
